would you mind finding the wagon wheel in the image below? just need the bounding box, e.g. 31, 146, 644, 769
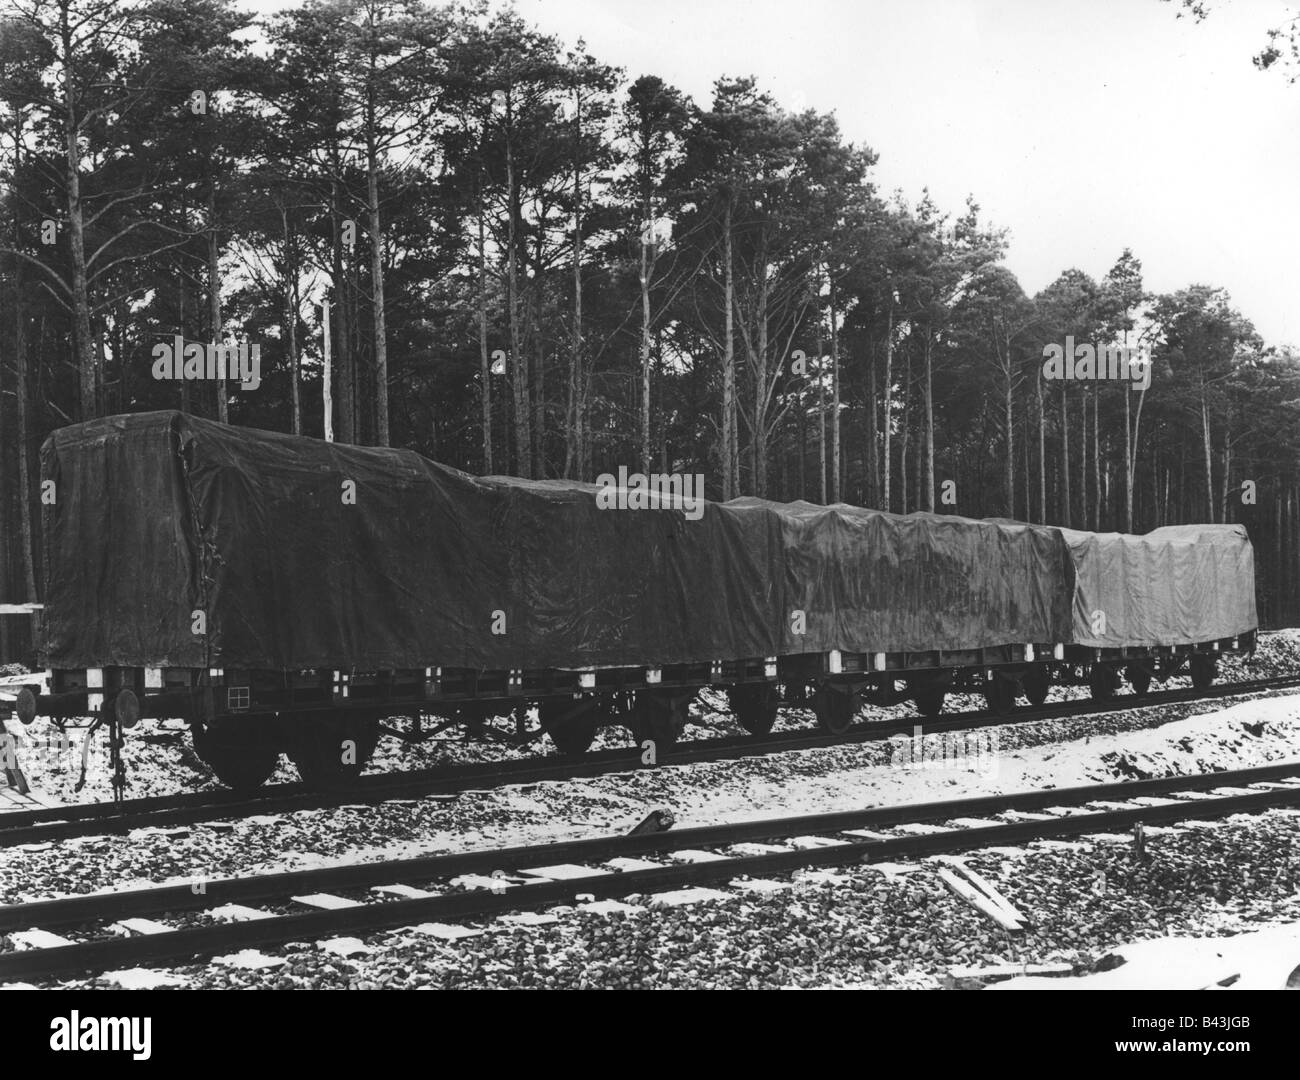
1021, 665, 1051, 707
1190, 654, 1218, 691
1088, 663, 1119, 701
1126, 665, 1152, 697
538, 699, 599, 757
812, 684, 857, 735
14, 687, 37, 726
194, 722, 280, 792
909, 683, 947, 719
287, 711, 380, 789
628, 689, 692, 752
983, 675, 1016, 716
726, 683, 780, 736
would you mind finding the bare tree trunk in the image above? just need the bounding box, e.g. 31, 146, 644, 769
1022, 398, 1031, 522
6, 109, 38, 599
1289, 488, 1296, 618
797, 376, 807, 500
1130, 382, 1149, 529
752, 231, 770, 497
1120, 326, 1132, 530
281, 207, 301, 435
208, 185, 228, 424
638, 249, 652, 478
1091, 384, 1099, 529
349, 237, 363, 441
1123, 383, 1132, 531
322, 300, 333, 441
1219, 429, 1231, 523
1002, 343, 1014, 518
1078, 391, 1088, 528
567, 171, 584, 479
563, 92, 585, 479
1201, 391, 1215, 523
1180, 448, 1187, 524
13, 284, 36, 600
815, 290, 826, 504
1159, 447, 1167, 526
722, 198, 736, 500
639, 193, 653, 477
1279, 491, 1289, 623
178, 251, 189, 415
882, 301, 893, 512
829, 272, 842, 503
923, 328, 935, 512
532, 278, 545, 478
1036, 364, 1045, 523
477, 201, 491, 473
899, 402, 910, 513
900, 346, 912, 512
330, 178, 354, 444
63, 68, 95, 419
1060, 386, 1071, 527
867, 347, 878, 507
506, 116, 530, 478
366, 128, 389, 446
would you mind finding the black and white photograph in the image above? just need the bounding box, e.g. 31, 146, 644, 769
0, 0, 1297, 1047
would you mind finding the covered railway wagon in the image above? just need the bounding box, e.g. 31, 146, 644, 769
11, 411, 1257, 789
1055, 524, 1258, 699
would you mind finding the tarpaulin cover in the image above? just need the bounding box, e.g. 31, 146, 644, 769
1057, 524, 1258, 648
41, 411, 1077, 671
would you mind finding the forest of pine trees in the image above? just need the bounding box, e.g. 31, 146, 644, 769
3, 0, 1300, 664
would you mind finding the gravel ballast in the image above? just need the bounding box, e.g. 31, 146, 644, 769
16, 807, 1300, 990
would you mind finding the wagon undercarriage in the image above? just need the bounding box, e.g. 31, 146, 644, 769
10, 631, 1255, 792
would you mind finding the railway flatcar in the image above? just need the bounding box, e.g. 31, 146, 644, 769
7, 412, 1257, 791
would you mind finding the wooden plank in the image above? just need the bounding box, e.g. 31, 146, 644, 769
937, 867, 1023, 931
947, 861, 1025, 924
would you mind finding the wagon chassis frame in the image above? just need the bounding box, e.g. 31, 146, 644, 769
18, 630, 1256, 729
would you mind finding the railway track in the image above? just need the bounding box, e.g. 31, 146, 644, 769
4, 672, 1300, 848
3, 761, 1300, 982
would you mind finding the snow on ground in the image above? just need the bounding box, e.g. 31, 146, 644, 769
991, 922, 1300, 990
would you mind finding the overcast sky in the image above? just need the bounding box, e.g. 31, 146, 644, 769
518, 0, 1300, 346
241, 0, 1300, 345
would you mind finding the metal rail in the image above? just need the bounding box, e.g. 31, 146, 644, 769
3, 761, 1299, 980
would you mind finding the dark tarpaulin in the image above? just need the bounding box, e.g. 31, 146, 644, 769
724, 498, 1075, 656
41, 412, 1076, 672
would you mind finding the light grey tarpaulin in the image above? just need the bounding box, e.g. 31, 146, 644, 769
1057, 524, 1257, 648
